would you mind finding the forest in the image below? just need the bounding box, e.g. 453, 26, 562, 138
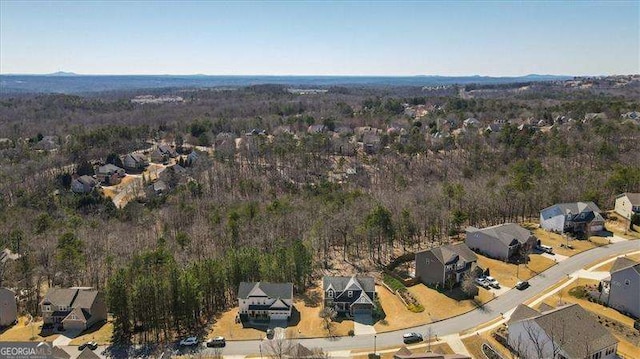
0, 79, 639, 344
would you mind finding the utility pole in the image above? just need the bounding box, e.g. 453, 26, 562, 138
374, 334, 377, 355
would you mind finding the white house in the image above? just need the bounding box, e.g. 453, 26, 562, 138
508, 303, 618, 359
614, 193, 640, 221
238, 282, 293, 321
539, 201, 604, 233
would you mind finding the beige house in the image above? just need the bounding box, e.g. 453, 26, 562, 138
40, 287, 107, 331
0, 288, 17, 327
614, 193, 640, 221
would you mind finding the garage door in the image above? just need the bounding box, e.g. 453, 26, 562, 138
270, 313, 289, 320
590, 224, 603, 232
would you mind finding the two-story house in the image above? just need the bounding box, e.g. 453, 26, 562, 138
238, 282, 293, 322
0, 288, 17, 327
508, 303, 618, 359
415, 243, 478, 287
95, 164, 125, 186
614, 193, 640, 222
150, 144, 178, 163
40, 287, 107, 331
540, 201, 604, 233
466, 223, 536, 261
71, 175, 97, 194
323, 276, 376, 317
122, 153, 149, 172
605, 257, 640, 319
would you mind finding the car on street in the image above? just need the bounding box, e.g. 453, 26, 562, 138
515, 281, 530, 290
475, 277, 490, 289
484, 276, 500, 289
206, 336, 226, 348
78, 341, 98, 351
179, 337, 199, 347
403, 332, 423, 344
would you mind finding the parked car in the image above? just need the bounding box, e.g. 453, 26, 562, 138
206, 336, 226, 348
266, 328, 274, 339
403, 332, 423, 344
475, 277, 490, 289
78, 341, 98, 351
179, 337, 199, 347
515, 281, 530, 290
537, 244, 554, 254
484, 276, 500, 289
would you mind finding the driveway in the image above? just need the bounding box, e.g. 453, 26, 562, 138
353, 314, 376, 336
541, 252, 569, 262
574, 269, 610, 281
52, 329, 82, 346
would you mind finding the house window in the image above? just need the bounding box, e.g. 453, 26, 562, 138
624, 279, 631, 286
556, 355, 567, 359
348, 291, 353, 298
44, 305, 51, 312
327, 290, 334, 298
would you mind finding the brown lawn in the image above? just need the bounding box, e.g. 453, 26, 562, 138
533, 228, 598, 257
209, 289, 352, 341
476, 254, 556, 288
351, 343, 454, 358
0, 317, 58, 342
594, 253, 640, 272
462, 332, 511, 359
605, 212, 640, 239
617, 337, 640, 358
69, 320, 113, 345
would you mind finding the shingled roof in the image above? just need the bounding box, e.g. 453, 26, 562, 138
466, 223, 533, 247
420, 242, 477, 265
237, 282, 293, 300
322, 276, 375, 293
40, 288, 99, 310
618, 192, 640, 205
610, 257, 640, 274
541, 201, 602, 219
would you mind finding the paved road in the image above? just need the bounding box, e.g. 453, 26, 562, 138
216, 240, 639, 355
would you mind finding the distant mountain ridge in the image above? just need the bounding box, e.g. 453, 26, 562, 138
0, 73, 572, 94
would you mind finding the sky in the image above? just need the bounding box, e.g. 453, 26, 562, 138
0, 0, 638, 76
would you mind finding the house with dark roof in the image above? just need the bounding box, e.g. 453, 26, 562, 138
393, 346, 471, 359
71, 175, 97, 194
150, 144, 178, 163
540, 201, 604, 233
323, 276, 376, 316
415, 243, 478, 287
0, 288, 17, 327
465, 223, 536, 261
51, 346, 71, 359
95, 164, 125, 186
507, 303, 618, 359
604, 257, 640, 318
40, 287, 107, 331
122, 153, 149, 172
238, 282, 293, 322
614, 193, 640, 222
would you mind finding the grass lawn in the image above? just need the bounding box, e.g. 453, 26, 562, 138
69, 320, 113, 345
0, 317, 58, 342
476, 254, 556, 288
594, 253, 640, 272
209, 288, 352, 340
533, 228, 598, 257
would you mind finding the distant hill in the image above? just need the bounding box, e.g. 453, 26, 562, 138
0, 73, 573, 94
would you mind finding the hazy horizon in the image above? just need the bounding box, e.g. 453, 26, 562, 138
1, 1, 638, 76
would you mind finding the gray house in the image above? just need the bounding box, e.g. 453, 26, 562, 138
71, 175, 97, 194
323, 276, 376, 316
95, 164, 125, 185
605, 257, 640, 319
40, 287, 107, 331
539, 201, 604, 233
415, 243, 477, 287
465, 223, 536, 261
0, 288, 17, 327
122, 153, 149, 172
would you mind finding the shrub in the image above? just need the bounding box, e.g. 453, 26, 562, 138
348, 329, 354, 336
383, 273, 406, 292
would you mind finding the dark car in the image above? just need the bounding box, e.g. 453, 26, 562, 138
206, 336, 226, 348
403, 332, 423, 344
78, 341, 98, 351
515, 281, 530, 290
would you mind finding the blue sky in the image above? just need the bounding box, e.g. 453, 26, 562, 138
1, 1, 638, 76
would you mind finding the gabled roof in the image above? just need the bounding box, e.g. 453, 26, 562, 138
323, 276, 375, 293
617, 192, 640, 206
418, 242, 477, 265
466, 223, 533, 247
538, 303, 555, 312
507, 304, 539, 325
540, 202, 602, 219
0, 248, 20, 263
97, 164, 124, 174
610, 257, 640, 275
512, 304, 618, 359
269, 298, 291, 310
287, 343, 315, 358
62, 306, 89, 323
76, 175, 97, 186
238, 282, 293, 300
51, 346, 71, 359
40, 288, 99, 309
76, 347, 100, 359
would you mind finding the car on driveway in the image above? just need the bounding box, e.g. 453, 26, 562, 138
179, 337, 199, 347
475, 277, 490, 289
403, 332, 423, 344
484, 276, 500, 289
78, 341, 98, 351
515, 281, 530, 290
206, 336, 226, 348
537, 244, 554, 254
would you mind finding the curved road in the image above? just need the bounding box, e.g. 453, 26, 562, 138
218, 239, 639, 355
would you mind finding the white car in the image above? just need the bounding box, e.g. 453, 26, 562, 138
179, 337, 199, 347
484, 276, 500, 289
475, 277, 490, 289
